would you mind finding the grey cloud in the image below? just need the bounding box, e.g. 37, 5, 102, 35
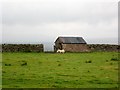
2, 2, 117, 25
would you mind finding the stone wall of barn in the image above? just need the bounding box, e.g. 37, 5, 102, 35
2, 44, 44, 52
62, 44, 90, 52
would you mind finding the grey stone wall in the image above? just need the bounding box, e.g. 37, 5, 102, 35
87, 44, 119, 52
2, 44, 44, 52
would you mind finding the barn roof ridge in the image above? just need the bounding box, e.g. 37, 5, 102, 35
55, 36, 87, 44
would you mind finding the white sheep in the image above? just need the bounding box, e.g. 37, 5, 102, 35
57, 49, 65, 53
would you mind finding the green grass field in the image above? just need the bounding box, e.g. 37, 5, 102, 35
2, 52, 119, 88
0, 53, 2, 89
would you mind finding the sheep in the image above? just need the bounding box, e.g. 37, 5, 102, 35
57, 49, 65, 53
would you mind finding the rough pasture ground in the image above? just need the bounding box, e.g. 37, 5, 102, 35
0, 53, 2, 89
2, 52, 119, 88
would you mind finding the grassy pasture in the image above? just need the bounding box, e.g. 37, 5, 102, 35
2, 52, 119, 88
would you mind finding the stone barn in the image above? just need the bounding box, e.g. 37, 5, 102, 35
54, 37, 90, 52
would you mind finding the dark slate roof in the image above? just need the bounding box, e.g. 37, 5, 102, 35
56, 37, 87, 44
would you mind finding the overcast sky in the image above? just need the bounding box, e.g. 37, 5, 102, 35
1, 0, 119, 51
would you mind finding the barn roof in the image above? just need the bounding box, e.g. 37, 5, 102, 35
55, 37, 87, 44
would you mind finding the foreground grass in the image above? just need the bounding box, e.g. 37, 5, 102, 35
0, 53, 2, 89
2, 52, 119, 88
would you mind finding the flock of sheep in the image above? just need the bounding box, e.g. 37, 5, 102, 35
57, 49, 65, 53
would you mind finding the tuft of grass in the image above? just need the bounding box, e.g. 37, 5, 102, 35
19, 60, 27, 66
110, 62, 113, 65
111, 57, 119, 61
106, 60, 109, 62
85, 60, 92, 63
87, 70, 90, 72
5, 64, 11, 66
21, 62, 27, 66
58, 64, 61, 66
